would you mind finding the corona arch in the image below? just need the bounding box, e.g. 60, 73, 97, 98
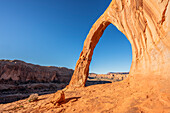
68, 0, 170, 90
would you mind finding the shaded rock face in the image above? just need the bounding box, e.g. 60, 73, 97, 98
69, 0, 170, 88
0, 60, 73, 103
0, 60, 73, 84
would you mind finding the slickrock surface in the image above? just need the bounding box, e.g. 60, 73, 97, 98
1, 77, 170, 113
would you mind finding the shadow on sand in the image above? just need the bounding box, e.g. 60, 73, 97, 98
85, 80, 112, 86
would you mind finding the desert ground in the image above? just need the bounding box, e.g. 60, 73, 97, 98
1, 74, 169, 113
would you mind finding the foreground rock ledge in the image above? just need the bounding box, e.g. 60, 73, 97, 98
0, 79, 169, 112
68, 0, 170, 93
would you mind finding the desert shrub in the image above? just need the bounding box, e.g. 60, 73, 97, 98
28, 93, 38, 102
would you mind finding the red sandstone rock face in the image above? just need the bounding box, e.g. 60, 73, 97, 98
0, 60, 73, 83
0, 60, 74, 103
68, 0, 170, 89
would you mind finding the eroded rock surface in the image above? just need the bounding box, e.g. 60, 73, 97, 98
68, 0, 170, 91
0, 60, 73, 83
50, 90, 65, 105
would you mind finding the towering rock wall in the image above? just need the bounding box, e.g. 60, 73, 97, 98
68, 0, 170, 88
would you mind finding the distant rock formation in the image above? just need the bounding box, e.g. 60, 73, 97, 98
86, 73, 128, 86
89, 72, 128, 81
0, 60, 74, 103
0, 60, 73, 84
107, 72, 129, 75
68, 0, 170, 89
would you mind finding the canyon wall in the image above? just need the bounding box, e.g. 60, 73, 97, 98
0, 60, 73, 83
68, 0, 170, 88
0, 60, 74, 103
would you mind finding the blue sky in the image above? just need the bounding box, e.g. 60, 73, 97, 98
0, 0, 132, 74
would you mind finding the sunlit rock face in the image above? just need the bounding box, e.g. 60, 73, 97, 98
68, 0, 170, 89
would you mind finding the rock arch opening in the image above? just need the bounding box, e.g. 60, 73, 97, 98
89, 24, 132, 74
86, 24, 132, 86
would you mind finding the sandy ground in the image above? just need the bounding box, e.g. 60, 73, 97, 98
0, 75, 170, 113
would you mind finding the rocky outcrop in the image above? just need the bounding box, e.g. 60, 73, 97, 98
68, 0, 170, 89
50, 90, 65, 105
0, 60, 73, 83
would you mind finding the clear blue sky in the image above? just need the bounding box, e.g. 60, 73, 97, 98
0, 0, 132, 74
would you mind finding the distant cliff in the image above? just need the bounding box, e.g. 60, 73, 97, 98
0, 60, 74, 84
89, 72, 129, 81
0, 60, 74, 103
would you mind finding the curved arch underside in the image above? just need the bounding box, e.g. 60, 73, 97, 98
68, 0, 170, 90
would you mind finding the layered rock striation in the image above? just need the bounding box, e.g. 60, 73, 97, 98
0, 60, 73, 84
68, 0, 170, 90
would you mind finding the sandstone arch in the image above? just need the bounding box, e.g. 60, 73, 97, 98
68, 0, 170, 90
